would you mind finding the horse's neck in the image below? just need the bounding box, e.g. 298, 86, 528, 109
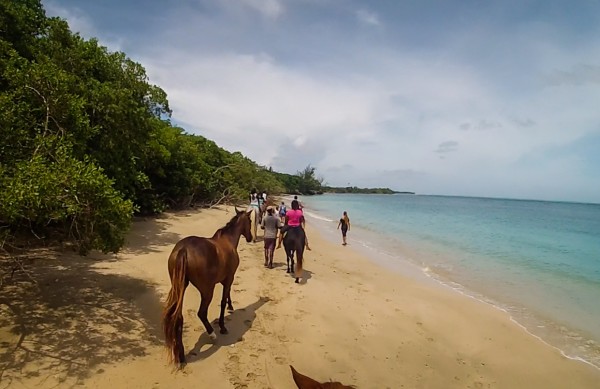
216, 227, 243, 249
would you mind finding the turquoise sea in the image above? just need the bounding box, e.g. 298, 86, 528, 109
300, 194, 600, 369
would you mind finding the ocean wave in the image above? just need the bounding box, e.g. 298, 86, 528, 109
303, 211, 334, 223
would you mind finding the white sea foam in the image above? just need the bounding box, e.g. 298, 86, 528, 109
303, 211, 334, 223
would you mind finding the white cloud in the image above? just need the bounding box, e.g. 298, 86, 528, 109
43, 1, 124, 51
44, 1, 95, 36
242, 0, 284, 18
42, 0, 600, 202
142, 51, 381, 170
217, 0, 284, 19
356, 9, 381, 26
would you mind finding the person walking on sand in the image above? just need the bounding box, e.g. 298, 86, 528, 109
337, 211, 350, 246
293, 195, 304, 210
261, 206, 281, 268
249, 189, 261, 241
278, 201, 287, 223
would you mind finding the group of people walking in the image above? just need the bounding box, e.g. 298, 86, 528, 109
251, 190, 351, 268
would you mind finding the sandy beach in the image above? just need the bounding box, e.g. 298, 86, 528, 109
1, 206, 599, 389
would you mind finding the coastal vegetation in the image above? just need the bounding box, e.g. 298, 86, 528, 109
0, 1, 405, 256
0, 1, 311, 255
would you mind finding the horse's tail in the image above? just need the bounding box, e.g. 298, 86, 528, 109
162, 249, 187, 365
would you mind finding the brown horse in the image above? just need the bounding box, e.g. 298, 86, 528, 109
162, 208, 253, 367
290, 365, 355, 388
283, 226, 305, 283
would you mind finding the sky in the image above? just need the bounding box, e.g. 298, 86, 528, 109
43, 0, 600, 203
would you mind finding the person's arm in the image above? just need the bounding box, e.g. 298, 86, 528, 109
300, 215, 306, 228
337, 219, 341, 229
348, 218, 350, 230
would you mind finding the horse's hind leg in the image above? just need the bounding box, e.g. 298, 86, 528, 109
227, 293, 234, 311
197, 288, 216, 339
285, 251, 294, 273
219, 279, 233, 334
290, 253, 295, 277
175, 315, 186, 365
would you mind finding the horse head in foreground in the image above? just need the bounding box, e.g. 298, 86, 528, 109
290, 365, 355, 389
162, 207, 252, 368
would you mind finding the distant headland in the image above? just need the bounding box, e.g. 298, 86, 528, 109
321, 186, 415, 195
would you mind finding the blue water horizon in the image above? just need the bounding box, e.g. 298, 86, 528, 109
301, 193, 600, 369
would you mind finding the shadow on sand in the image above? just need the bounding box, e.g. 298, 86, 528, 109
185, 297, 269, 363
123, 215, 182, 255
294, 269, 313, 285
0, 249, 164, 388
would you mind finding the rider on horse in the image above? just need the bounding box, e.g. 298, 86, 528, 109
276, 199, 311, 250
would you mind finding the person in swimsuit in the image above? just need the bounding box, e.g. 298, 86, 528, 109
249, 189, 261, 238
249, 189, 260, 210
337, 211, 350, 246
278, 201, 287, 223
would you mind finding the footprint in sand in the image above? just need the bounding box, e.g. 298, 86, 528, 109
244, 319, 252, 327
275, 356, 286, 365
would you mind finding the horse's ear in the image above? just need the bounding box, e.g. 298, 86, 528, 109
290, 365, 322, 389
234, 206, 241, 214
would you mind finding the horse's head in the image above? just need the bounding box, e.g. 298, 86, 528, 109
290, 365, 354, 389
235, 206, 253, 243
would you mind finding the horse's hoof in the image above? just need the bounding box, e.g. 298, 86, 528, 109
295, 278, 299, 283
208, 331, 217, 340
178, 361, 187, 370
220, 328, 228, 335
286, 269, 290, 273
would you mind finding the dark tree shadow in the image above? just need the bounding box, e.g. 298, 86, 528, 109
0, 249, 164, 388
123, 217, 182, 255
185, 297, 269, 363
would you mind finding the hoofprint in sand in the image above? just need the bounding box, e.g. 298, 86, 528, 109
1, 206, 599, 389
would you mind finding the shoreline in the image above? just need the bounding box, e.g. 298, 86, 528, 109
2, 206, 600, 388
300, 195, 600, 372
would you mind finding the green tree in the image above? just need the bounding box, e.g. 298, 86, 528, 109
296, 164, 323, 194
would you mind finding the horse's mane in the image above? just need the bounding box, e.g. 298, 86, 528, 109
212, 212, 241, 238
